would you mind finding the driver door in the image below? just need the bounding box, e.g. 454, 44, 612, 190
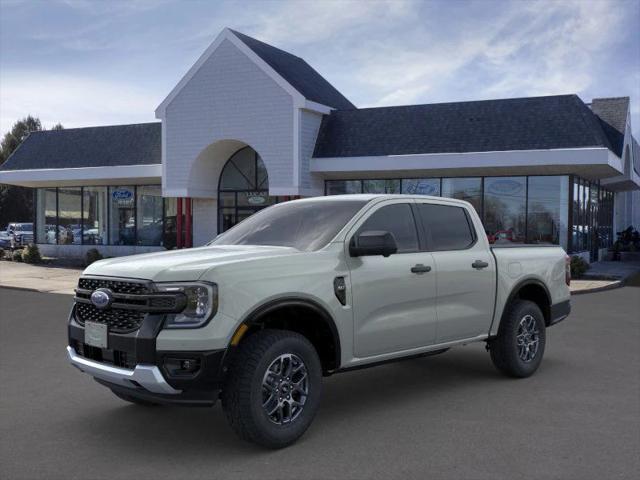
346, 200, 437, 358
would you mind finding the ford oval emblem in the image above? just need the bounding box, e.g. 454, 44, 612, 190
91, 288, 113, 310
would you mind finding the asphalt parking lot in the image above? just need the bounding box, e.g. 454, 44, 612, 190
1, 285, 639, 480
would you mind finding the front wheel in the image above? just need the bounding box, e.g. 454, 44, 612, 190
489, 299, 546, 378
221, 329, 322, 448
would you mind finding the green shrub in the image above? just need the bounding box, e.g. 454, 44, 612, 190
22, 244, 42, 264
85, 248, 103, 266
12, 250, 24, 262
570, 255, 589, 278
0, 249, 5, 260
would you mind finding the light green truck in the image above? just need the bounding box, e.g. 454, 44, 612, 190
67, 194, 571, 448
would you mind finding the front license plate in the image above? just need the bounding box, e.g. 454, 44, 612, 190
85, 321, 108, 349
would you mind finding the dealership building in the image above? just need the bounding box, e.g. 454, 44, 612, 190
1, 28, 638, 261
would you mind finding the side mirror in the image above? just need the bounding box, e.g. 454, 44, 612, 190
349, 230, 398, 257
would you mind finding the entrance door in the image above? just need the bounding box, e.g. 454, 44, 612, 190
346, 201, 438, 358
217, 147, 280, 232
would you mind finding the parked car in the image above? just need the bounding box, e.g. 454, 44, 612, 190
4, 223, 34, 249
67, 195, 571, 448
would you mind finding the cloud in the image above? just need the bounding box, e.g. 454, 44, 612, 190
343, 0, 627, 107
248, 0, 412, 46
0, 72, 158, 132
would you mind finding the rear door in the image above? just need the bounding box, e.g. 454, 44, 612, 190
415, 201, 496, 343
346, 200, 438, 357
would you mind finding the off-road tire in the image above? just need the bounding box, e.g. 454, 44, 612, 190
221, 329, 322, 449
489, 299, 546, 378
111, 390, 159, 406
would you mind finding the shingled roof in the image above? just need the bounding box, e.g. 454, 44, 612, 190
0, 123, 161, 171
590, 97, 629, 157
230, 29, 355, 111
313, 94, 616, 158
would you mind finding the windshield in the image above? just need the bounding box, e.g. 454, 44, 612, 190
211, 199, 368, 251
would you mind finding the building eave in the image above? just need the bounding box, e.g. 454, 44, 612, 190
0, 164, 162, 188
311, 147, 631, 185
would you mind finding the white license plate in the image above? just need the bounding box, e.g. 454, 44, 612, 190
85, 321, 108, 348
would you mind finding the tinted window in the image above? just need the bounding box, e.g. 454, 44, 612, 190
212, 200, 367, 251
418, 203, 475, 251
358, 204, 418, 253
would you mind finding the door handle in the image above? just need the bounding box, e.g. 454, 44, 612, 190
472, 260, 489, 269
411, 264, 432, 274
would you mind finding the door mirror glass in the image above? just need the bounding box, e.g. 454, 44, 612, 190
349, 230, 398, 257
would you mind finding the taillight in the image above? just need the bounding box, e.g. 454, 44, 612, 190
565, 255, 571, 286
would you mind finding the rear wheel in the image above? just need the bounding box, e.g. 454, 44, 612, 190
221, 329, 322, 448
489, 299, 546, 378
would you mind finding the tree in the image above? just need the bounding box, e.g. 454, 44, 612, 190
0, 116, 63, 228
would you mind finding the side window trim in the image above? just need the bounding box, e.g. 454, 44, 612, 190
416, 201, 478, 252
353, 201, 421, 255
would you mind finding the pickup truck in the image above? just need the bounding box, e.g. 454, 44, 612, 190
3, 222, 34, 249
67, 195, 571, 448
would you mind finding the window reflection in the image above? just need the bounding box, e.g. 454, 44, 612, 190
82, 187, 107, 245
442, 178, 482, 215
526, 176, 569, 249
36, 188, 57, 244
362, 179, 400, 194
483, 177, 526, 244
402, 179, 440, 196
136, 186, 163, 246
326, 180, 362, 195
57, 188, 82, 245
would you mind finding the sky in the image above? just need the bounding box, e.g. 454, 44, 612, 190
1, 0, 639, 137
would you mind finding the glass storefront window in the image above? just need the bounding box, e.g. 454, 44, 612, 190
362, 179, 400, 194
109, 186, 136, 245
401, 178, 440, 196
526, 176, 569, 249
36, 188, 57, 244
442, 177, 482, 215
136, 186, 163, 246
326, 180, 362, 195
483, 177, 526, 244
82, 187, 107, 245
57, 188, 82, 245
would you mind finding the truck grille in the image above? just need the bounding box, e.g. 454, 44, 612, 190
75, 303, 145, 333
73, 277, 184, 334
78, 277, 151, 295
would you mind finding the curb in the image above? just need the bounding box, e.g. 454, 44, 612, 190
0, 285, 74, 295
571, 280, 624, 295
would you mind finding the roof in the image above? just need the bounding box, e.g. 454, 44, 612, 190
0, 123, 161, 171
313, 94, 616, 158
229, 29, 355, 110
590, 97, 629, 156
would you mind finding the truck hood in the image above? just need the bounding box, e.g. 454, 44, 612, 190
82, 245, 300, 282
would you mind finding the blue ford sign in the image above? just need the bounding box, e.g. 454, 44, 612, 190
111, 189, 133, 200
90, 288, 113, 310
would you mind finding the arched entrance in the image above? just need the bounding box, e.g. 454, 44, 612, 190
218, 146, 281, 232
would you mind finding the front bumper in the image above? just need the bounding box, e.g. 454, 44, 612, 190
67, 306, 229, 404
67, 346, 180, 394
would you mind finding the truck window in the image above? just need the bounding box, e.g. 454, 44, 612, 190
357, 203, 419, 253
211, 199, 368, 251
417, 203, 475, 251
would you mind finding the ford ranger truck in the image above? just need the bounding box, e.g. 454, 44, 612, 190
67, 195, 571, 448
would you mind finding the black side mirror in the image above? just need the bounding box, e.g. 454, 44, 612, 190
349, 230, 398, 257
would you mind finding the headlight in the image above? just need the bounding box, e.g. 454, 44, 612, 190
156, 282, 218, 328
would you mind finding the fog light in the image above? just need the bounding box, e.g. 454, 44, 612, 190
164, 357, 201, 377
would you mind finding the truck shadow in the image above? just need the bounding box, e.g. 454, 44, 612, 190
76, 345, 557, 455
